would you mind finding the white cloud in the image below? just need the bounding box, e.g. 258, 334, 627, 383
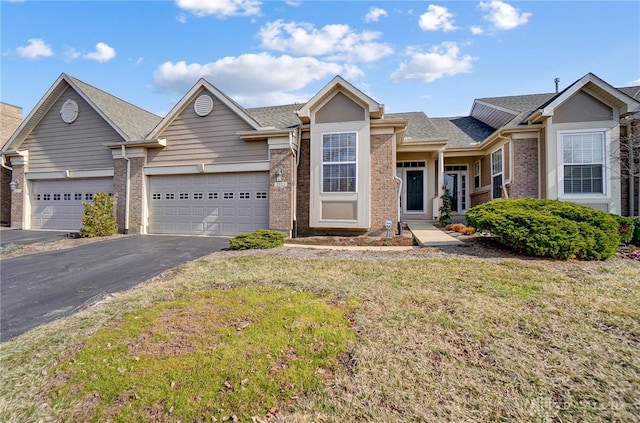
479, 0, 531, 30
630, 78, 640, 85
470, 25, 484, 35
64, 47, 82, 60
153, 53, 360, 107
390, 42, 476, 82
83, 42, 116, 62
258, 20, 393, 63
128, 57, 144, 65
175, 0, 261, 18
365, 7, 388, 23
419, 5, 458, 32
176, 14, 187, 23
15, 38, 53, 59
285, 0, 301, 6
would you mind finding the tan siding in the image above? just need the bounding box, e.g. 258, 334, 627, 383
554, 91, 613, 123
148, 89, 268, 166
480, 155, 491, 187
316, 92, 365, 124
21, 88, 121, 172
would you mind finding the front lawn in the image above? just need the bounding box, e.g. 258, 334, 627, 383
1, 253, 638, 422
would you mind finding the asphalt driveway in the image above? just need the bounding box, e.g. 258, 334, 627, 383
0, 229, 69, 248
0, 235, 229, 342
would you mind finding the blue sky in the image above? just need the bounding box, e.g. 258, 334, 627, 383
2, 0, 639, 120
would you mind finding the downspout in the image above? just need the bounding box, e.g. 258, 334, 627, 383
1, 155, 12, 172
121, 145, 130, 234
289, 129, 298, 238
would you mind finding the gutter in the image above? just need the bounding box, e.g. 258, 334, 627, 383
121, 145, 130, 234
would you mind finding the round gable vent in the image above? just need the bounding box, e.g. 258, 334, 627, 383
60, 99, 79, 123
194, 94, 214, 117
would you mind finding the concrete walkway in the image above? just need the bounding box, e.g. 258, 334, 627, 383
404, 220, 463, 246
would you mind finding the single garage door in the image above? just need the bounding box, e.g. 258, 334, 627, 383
31, 178, 114, 230
148, 173, 269, 236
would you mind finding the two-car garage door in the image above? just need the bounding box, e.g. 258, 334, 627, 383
31, 178, 113, 230
148, 173, 269, 236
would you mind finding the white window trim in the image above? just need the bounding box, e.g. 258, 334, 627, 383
473, 160, 481, 189
491, 147, 504, 199
557, 128, 611, 200
321, 131, 358, 194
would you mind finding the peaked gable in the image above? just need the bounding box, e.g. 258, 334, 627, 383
2, 74, 160, 152
148, 79, 263, 139
296, 75, 383, 124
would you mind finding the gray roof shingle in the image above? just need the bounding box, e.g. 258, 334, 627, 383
68, 75, 161, 139
246, 104, 303, 128
385, 112, 442, 139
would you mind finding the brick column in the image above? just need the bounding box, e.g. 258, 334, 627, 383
295, 139, 310, 232
9, 161, 26, 229
0, 166, 11, 225
269, 148, 295, 236
370, 134, 398, 231
112, 147, 147, 234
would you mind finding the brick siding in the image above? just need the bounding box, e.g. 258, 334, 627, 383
269, 148, 295, 234
296, 139, 310, 232
370, 134, 398, 231
510, 138, 539, 198
9, 164, 25, 229
0, 166, 11, 225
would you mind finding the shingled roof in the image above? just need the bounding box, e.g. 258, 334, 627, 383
68, 75, 161, 139
246, 104, 303, 128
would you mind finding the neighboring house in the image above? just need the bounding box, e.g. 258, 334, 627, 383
1, 102, 23, 225
2, 72, 639, 236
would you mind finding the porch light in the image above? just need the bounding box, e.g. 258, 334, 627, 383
275, 167, 283, 182
9, 181, 18, 192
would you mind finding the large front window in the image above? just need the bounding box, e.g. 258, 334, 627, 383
322, 132, 356, 192
491, 148, 503, 199
562, 132, 604, 194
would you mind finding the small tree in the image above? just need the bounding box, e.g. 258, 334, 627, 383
79, 192, 118, 237
438, 185, 453, 226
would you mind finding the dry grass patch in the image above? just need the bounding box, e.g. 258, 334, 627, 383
1, 254, 639, 422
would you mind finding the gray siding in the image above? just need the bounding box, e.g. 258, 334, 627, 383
21, 87, 121, 172
148, 88, 268, 166
554, 91, 613, 123
316, 92, 365, 124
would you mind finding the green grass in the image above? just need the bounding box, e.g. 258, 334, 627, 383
1, 255, 639, 422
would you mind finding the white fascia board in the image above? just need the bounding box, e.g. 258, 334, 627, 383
144, 161, 270, 176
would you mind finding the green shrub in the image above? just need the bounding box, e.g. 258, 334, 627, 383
613, 215, 635, 244
465, 199, 620, 260
229, 229, 286, 250
79, 192, 118, 238
438, 186, 453, 227
633, 216, 640, 246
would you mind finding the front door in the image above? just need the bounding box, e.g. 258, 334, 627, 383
443, 171, 467, 214
406, 170, 424, 212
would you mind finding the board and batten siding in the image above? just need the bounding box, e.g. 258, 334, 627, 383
21, 87, 121, 172
147, 89, 268, 166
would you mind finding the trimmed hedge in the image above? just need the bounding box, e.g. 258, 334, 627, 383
465, 199, 621, 260
229, 229, 286, 250
633, 217, 640, 246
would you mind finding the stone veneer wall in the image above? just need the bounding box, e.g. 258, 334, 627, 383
269, 148, 295, 234
370, 134, 398, 230
1, 103, 23, 226
510, 138, 539, 198
0, 167, 11, 225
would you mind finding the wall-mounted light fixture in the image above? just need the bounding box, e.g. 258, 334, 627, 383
275, 167, 283, 182
9, 181, 19, 192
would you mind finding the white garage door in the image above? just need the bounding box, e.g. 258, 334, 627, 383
148, 173, 269, 236
31, 178, 114, 230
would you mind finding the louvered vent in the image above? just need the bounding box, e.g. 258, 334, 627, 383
194, 94, 214, 117
60, 99, 79, 123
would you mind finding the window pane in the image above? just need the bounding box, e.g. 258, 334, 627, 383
564, 164, 603, 193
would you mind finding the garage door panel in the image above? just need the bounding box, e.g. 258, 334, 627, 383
31, 178, 113, 230
149, 172, 269, 236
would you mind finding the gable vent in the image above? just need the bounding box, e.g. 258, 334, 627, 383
60, 99, 79, 123
194, 94, 214, 117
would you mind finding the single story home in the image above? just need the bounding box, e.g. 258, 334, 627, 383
2, 72, 639, 236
